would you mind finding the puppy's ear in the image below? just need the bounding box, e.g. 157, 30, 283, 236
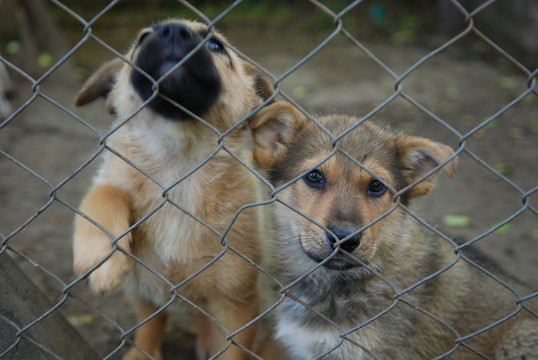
396, 135, 457, 198
249, 102, 306, 169
242, 62, 274, 101
74, 58, 123, 111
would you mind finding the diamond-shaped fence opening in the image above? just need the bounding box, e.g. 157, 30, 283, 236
0, 1, 536, 359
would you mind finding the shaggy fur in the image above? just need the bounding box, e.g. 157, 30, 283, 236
249, 102, 538, 360
73, 19, 274, 360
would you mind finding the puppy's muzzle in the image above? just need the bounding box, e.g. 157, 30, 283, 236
131, 22, 222, 119
326, 226, 361, 254
159, 24, 194, 52
156, 24, 202, 77
304, 226, 362, 271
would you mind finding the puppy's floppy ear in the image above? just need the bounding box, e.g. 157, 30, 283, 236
396, 135, 457, 198
249, 101, 306, 169
74, 58, 124, 112
242, 62, 274, 101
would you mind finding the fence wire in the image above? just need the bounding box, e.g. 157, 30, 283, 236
0, 0, 537, 359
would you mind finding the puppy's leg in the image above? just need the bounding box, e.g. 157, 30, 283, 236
209, 294, 260, 360
123, 300, 167, 360
195, 313, 216, 360
73, 184, 133, 292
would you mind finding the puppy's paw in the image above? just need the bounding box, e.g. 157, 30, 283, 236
86, 246, 133, 293
74, 232, 133, 293
73, 184, 133, 293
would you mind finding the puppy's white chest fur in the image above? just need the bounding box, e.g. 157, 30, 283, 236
275, 319, 372, 360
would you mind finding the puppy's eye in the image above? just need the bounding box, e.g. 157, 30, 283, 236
367, 180, 386, 197
206, 38, 225, 53
303, 170, 326, 189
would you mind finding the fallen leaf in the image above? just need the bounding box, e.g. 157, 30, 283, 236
494, 223, 513, 234
292, 86, 308, 99
493, 163, 511, 177
6, 40, 21, 55
37, 52, 55, 69
67, 313, 94, 326
499, 76, 517, 89
442, 214, 471, 228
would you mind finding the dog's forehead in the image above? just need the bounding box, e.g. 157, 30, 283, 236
317, 115, 396, 159
309, 115, 401, 180
277, 116, 395, 172
271, 116, 404, 190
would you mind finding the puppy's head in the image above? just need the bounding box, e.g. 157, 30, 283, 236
250, 102, 456, 272
75, 19, 273, 129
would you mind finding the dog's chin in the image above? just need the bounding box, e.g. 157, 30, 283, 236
304, 250, 360, 271
158, 60, 182, 77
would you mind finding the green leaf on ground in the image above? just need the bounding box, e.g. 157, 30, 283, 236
67, 313, 94, 326
292, 86, 308, 99
37, 52, 55, 69
6, 40, 21, 55
494, 223, 513, 234
499, 76, 517, 89
494, 163, 511, 176
442, 214, 471, 228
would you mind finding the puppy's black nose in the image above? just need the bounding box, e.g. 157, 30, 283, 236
326, 226, 361, 253
158, 24, 193, 44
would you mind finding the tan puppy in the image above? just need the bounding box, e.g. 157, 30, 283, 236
249, 102, 537, 359
73, 19, 274, 360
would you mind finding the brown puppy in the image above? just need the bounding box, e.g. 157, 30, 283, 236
73, 19, 274, 360
249, 102, 537, 359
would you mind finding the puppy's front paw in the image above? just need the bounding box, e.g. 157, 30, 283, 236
87, 244, 133, 293
73, 184, 133, 293
74, 232, 133, 293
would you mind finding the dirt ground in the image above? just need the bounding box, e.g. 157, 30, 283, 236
1, 24, 537, 359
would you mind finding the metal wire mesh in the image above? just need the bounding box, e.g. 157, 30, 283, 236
0, 0, 536, 359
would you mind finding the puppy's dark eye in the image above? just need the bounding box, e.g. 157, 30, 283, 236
367, 180, 386, 197
304, 170, 326, 190
206, 38, 225, 53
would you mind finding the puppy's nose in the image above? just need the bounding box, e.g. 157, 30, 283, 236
158, 24, 193, 44
326, 226, 361, 253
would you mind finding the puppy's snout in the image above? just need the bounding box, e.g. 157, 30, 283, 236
326, 226, 361, 253
158, 24, 193, 45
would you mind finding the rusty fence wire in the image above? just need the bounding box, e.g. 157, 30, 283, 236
1, 0, 537, 359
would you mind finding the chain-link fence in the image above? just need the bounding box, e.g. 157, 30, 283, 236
1, 0, 537, 359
